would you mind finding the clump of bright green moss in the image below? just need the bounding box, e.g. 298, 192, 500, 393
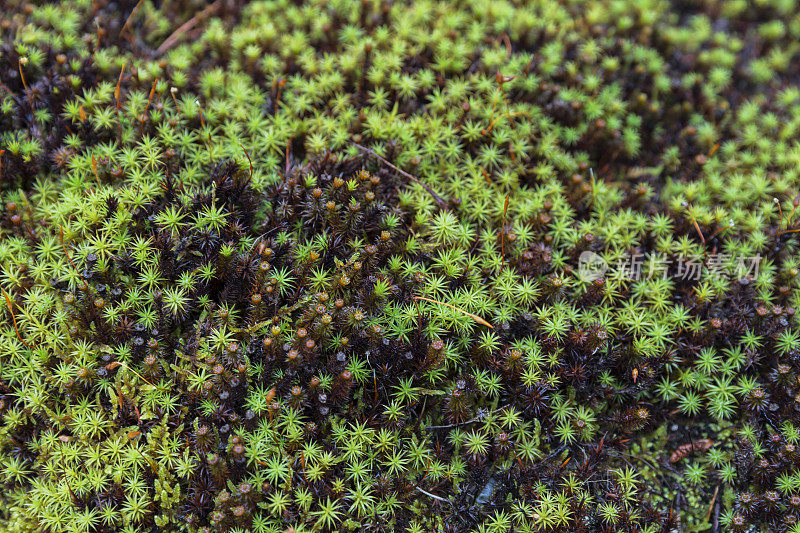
3, 0, 800, 531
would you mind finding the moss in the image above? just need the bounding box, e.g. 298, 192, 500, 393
2, 0, 800, 531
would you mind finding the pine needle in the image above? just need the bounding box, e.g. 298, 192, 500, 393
106, 361, 168, 391
413, 295, 493, 329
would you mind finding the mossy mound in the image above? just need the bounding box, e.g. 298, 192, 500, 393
2, 0, 800, 531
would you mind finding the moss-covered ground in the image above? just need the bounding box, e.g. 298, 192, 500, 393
2, 0, 800, 531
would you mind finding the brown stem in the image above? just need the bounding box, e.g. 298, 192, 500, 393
353, 142, 448, 210
156, 0, 222, 55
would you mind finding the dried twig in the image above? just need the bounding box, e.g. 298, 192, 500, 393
416, 486, 452, 504
426, 418, 478, 430
705, 485, 719, 523
353, 142, 448, 210
239, 143, 254, 186
156, 0, 222, 55
413, 295, 493, 329
106, 361, 168, 391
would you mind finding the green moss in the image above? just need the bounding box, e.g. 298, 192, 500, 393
2, 0, 800, 531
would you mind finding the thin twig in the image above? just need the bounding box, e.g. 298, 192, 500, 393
156, 0, 222, 55
353, 142, 448, 210
239, 143, 254, 186
426, 418, 478, 430
705, 485, 719, 523
106, 361, 168, 391
413, 295, 493, 329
